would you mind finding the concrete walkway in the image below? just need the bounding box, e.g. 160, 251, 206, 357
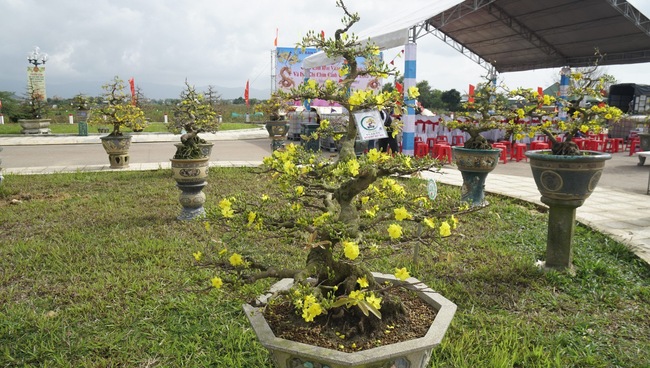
1, 129, 648, 265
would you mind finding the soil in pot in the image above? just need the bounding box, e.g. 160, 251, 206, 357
263, 287, 436, 353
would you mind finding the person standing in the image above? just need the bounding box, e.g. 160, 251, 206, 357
377, 109, 398, 154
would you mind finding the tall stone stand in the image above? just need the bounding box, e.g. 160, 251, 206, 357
540, 198, 585, 270
176, 182, 207, 221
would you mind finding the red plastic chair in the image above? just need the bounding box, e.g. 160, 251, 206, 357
511, 143, 528, 162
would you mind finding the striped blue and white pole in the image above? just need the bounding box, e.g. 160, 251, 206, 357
559, 66, 571, 120
402, 42, 417, 156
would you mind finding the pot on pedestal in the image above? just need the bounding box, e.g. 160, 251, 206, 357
526, 150, 611, 271
243, 272, 456, 368
452, 147, 501, 207
265, 121, 290, 151
100, 135, 132, 169
637, 133, 650, 165
170, 157, 210, 220
19, 118, 51, 134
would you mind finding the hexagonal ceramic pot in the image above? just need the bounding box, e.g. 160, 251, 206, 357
243, 272, 456, 368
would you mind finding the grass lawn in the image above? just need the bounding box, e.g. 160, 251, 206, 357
0, 121, 262, 135
0, 168, 648, 367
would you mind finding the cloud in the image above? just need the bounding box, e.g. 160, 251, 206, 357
1, 0, 649, 100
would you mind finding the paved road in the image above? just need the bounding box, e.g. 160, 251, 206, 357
2, 132, 649, 195
0, 139, 271, 168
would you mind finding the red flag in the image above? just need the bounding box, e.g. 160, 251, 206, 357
274, 28, 278, 47
537, 87, 543, 96
129, 78, 136, 106
320, 30, 325, 40
244, 80, 250, 107
395, 82, 403, 94
468, 84, 475, 104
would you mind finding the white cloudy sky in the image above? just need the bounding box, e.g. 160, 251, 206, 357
1, 0, 649, 99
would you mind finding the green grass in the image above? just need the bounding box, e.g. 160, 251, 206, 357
0, 169, 648, 367
0, 121, 262, 135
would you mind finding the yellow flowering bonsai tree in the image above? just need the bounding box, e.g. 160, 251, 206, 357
87, 76, 147, 136
168, 80, 219, 159
443, 78, 515, 149
194, 0, 467, 349
509, 65, 623, 155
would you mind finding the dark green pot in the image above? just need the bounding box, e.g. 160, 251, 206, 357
452, 147, 501, 206
526, 149, 611, 270
526, 150, 611, 206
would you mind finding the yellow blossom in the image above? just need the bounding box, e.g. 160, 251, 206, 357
313, 212, 331, 226
192, 251, 202, 261
394, 207, 412, 221
204, 222, 211, 232
366, 148, 382, 162
394, 267, 410, 281
366, 293, 382, 310
295, 186, 304, 196
360, 196, 370, 205
302, 301, 323, 322
387, 223, 403, 239
247, 211, 257, 225
307, 79, 318, 90
320, 119, 330, 129
221, 207, 234, 218
343, 241, 360, 260
219, 198, 232, 209
349, 290, 364, 302
347, 159, 360, 176
450, 215, 458, 229
357, 276, 369, 288
348, 90, 367, 106
407, 86, 420, 99
580, 124, 590, 133
439, 221, 451, 237
229, 253, 245, 267
211, 276, 223, 289
218, 248, 228, 256
423, 217, 436, 229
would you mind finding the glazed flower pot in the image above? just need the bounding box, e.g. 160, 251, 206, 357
100, 135, 132, 169
243, 272, 457, 368
452, 147, 501, 206
265, 121, 290, 151
526, 150, 611, 205
526, 150, 611, 270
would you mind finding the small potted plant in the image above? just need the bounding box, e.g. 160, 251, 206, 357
168, 80, 219, 220
72, 93, 91, 135
192, 2, 460, 366
18, 82, 51, 134
87, 76, 147, 169
168, 80, 219, 159
442, 79, 512, 206
513, 63, 624, 270
257, 93, 296, 150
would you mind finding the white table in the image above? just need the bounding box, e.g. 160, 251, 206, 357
637, 151, 650, 194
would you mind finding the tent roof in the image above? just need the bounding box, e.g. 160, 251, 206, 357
303, 0, 650, 73
426, 0, 650, 72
